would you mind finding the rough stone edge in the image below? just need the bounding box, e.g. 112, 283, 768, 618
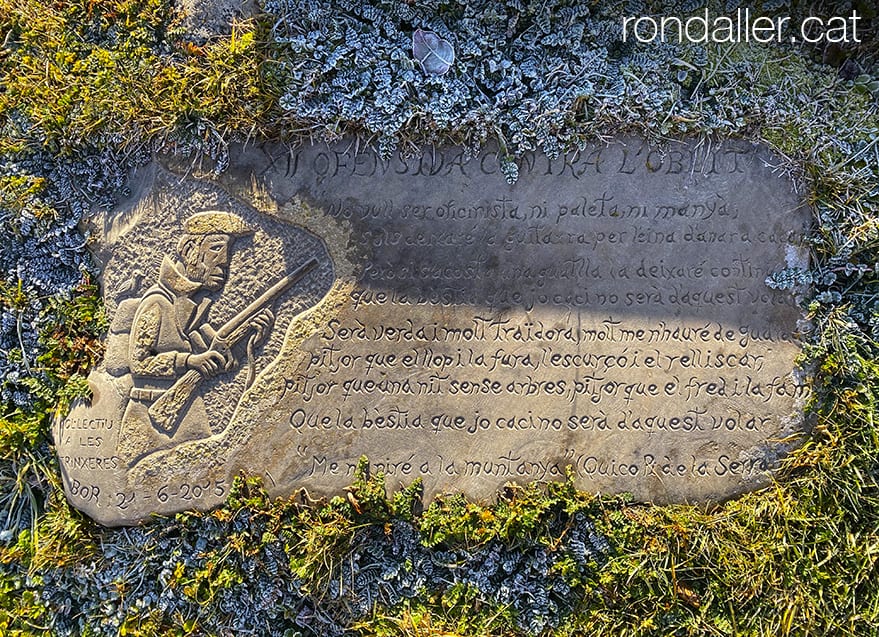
59, 139, 818, 523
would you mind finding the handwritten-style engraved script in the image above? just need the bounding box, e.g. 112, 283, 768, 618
56, 139, 810, 524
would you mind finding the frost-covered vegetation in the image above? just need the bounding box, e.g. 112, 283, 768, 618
0, 0, 878, 635
28, 471, 609, 636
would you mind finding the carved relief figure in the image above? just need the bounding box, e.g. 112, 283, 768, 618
114, 211, 317, 467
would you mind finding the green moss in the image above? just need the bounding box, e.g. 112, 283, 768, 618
0, 0, 274, 156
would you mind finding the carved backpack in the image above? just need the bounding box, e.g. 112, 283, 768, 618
103, 270, 150, 378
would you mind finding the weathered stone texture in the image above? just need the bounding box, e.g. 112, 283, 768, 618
55, 138, 811, 525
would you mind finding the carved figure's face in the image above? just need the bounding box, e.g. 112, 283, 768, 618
182, 234, 232, 291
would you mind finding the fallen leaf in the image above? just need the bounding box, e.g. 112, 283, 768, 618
413, 29, 454, 76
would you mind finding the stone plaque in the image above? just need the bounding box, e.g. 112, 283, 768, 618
55, 138, 811, 525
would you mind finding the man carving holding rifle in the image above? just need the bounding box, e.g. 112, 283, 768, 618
118, 211, 274, 467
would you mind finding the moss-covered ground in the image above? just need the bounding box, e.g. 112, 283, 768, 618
0, 0, 877, 635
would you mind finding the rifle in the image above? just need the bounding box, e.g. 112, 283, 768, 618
147, 257, 319, 436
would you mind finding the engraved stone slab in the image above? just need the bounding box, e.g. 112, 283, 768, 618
54, 138, 811, 525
